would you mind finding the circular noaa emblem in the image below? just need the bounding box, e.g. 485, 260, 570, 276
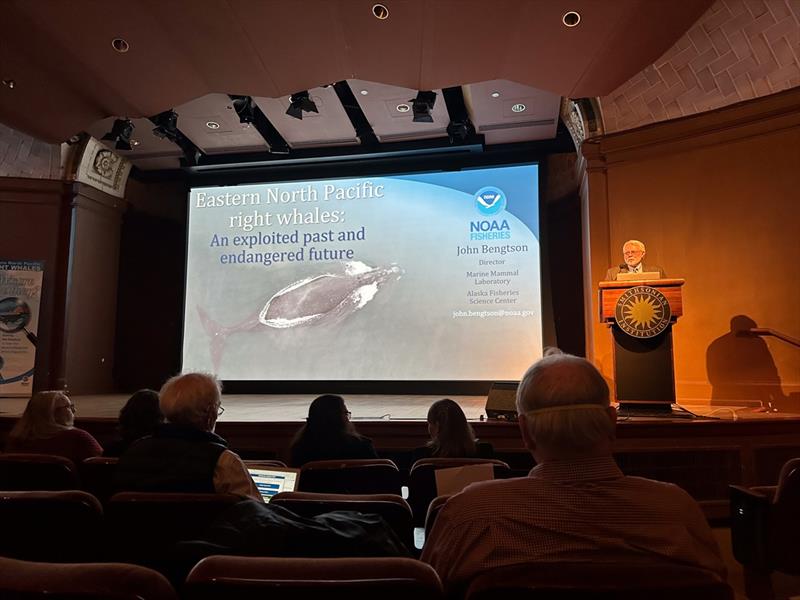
614, 286, 671, 338
474, 186, 506, 216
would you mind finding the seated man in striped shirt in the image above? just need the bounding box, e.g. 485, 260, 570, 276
421, 353, 725, 594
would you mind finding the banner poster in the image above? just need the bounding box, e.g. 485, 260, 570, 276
0, 260, 44, 396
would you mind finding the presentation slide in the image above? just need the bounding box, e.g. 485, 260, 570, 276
183, 164, 542, 381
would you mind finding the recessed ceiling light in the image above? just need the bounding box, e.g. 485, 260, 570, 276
111, 38, 130, 53
360, 90, 369, 96
491, 91, 500, 98
206, 121, 220, 129
396, 103, 410, 113
562, 11, 580, 27
1, 79, 15, 89
511, 103, 526, 113
372, 3, 389, 19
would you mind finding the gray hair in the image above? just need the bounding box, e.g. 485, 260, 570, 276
516, 353, 613, 452
623, 239, 646, 252
159, 372, 221, 430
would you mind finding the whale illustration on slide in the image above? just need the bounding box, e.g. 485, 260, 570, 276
197, 260, 403, 370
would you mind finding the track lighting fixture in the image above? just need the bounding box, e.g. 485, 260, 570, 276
411, 91, 437, 123
231, 95, 256, 124
151, 110, 180, 142
286, 91, 319, 120
101, 118, 135, 151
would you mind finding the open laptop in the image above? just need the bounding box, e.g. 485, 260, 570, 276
247, 467, 300, 503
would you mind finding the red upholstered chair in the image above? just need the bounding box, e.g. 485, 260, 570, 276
0, 453, 80, 491
408, 458, 510, 525
80, 456, 119, 505
464, 561, 733, 600
299, 458, 402, 495
184, 555, 444, 600
0, 556, 178, 600
730, 457, 800, 597
105, 492, 241, 569
0, 490, 103, 562
270, 490, 414, 550
244, 459, 287, 468
423, 494, 451, 544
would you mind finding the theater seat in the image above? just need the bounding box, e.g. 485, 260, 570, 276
243, 459, 288, 468
105, 492, 241, 570
423, 494, 451, 544
0, 490, 103, 562
464, 561, 733, 600
730, 457, 800, 596
80, 456, 119, 505
408, 458, 510, 525
184, 555, 443, 600
299, 459, 402, 495
0, 453, 80, 491
0, 556, 178, 600
271, 491, 414, 550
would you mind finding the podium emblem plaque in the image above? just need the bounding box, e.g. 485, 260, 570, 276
614, 286, 671, 339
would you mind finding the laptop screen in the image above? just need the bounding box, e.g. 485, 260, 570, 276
247, 467, 300, 503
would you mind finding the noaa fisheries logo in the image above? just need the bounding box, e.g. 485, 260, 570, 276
474, 187, 506, 216
614, 286, 671, 338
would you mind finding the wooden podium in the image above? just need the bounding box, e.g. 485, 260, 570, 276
599, 279, 685, 412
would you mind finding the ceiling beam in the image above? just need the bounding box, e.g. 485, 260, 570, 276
228, 95, 291, 155
442, 86, 480, 145
332, 81, 379, 147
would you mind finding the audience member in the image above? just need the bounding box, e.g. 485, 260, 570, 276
5, 391, 103, 464
290, 394, 378, 467
103, 389, 164, 457
411, 398, 493, 462
422, 353, 725, 594
115, 372, 261, 500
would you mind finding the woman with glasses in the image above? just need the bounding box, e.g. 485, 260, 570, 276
290, 394, 378, 467
5, 391, 102, 464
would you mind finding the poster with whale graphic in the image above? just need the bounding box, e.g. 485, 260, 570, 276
183, 164, 542, 381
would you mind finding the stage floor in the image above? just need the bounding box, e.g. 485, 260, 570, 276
0, 393, 793, 423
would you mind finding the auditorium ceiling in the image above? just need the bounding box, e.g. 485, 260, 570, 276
1, 0, 797, 173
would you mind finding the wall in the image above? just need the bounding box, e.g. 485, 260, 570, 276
583, 86, 800, 409
0, 178, 72, 390
62, 185, 126, 393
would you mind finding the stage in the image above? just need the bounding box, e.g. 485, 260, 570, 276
2, 393, 800, 519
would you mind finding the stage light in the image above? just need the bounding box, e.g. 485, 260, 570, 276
151, 110, 180, 142
411, 91, 436, 123
231, 95, 256, 124
101, 118, 135, 151
286, 91, 319, 120
446, 120, 472, 144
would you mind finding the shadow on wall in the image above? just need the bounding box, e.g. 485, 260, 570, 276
706, 315, 792, 412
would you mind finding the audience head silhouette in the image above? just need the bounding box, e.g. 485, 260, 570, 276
159, 372, 222, 432
516, 353, 615, 461
9, 391, 74, 440
290, 394, 377, 466
304, 394, 354, 436
426, 398, 477, 457
119, 389, 163, 442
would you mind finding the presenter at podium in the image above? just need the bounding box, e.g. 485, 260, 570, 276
604, 239, 666, 281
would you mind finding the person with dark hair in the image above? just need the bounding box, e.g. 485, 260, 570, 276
5, 391, 102, 464
289, 395, 378, 467
412, 398, 493, 462
103, 389, 164, 457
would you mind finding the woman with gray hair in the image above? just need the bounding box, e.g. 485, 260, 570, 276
5, 390, 103, 464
